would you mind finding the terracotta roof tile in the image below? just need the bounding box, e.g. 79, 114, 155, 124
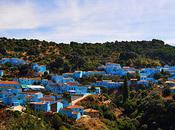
40, 97, 54, 101
30, 102, 46, 105
0, 81, 20, 85
19, 77, 41, 80
72, 111, 79, 114
67, 105, 83, 109
67, 82, 77, 86
61, 107, 72, 111
20, 91, 40, 94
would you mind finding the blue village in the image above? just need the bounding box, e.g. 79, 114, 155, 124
1, 58, 175, 120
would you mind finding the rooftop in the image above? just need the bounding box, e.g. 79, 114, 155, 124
21, 85, 45, 89
20, 91, 41, 94
30, 102, 46, 105
40, 97, 54, 101
64, 72, 73, 74
67, 105, 84, 109
72, 111, 79, 114
130, 78, 138, 81
170, 87, 175, 90
0, 81, 20, 85
19, 77, 41, 80
165, 81, 175, 84
67, 82, 77, 86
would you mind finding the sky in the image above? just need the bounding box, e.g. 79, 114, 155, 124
0, 0, 175, 45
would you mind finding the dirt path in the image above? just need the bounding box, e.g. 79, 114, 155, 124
72, 94, 91, 105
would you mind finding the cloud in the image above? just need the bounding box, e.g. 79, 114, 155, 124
0, 1, 39, 30
0, 0, 175, 45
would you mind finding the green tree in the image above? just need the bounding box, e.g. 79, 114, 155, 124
63, 92, 71, 103
122, 76, 129, 103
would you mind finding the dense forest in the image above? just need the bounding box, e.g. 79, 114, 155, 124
0, 37, 175, 73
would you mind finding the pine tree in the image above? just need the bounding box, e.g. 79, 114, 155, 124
122, 76, 129, 103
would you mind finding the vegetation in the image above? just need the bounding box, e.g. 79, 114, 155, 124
0, 108, 84, 130
122, 76, 129, 103
0, 38, 175, 74
0, 110, 52, 130
1, 37, 175, 130
75, 74, 175, 130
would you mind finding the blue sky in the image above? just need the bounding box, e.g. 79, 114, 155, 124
0, 0, 175, 45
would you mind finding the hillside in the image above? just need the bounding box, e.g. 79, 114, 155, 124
0, 37, 175, 73
75, 117, 109, 130
1, 37, 175, 130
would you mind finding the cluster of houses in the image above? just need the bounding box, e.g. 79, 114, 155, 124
0, 58, 26, 66
0, 79, 93, 119
1, 58, 175, 119
0, 58, 102, 119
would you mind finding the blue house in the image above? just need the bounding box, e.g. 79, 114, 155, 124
137, 80, 149, 87
61, 99, 71, 108
60, 108, 81, 120
65, 84, 88, 95
105, 63, 122, 69
0, 81, 21, 89
51, 101, 63, 112
73, 71, 83, 79
63, 78, 75, 83
103, 63, 127, 76
83, 71, 106, 77
67, 84, 101, 95
45, 81, 65, 93
32, 63, 39, 70
39, 95, 63, 111
0, 91, 9, 100
0, 89, 15, 101
41, 79, 49, 86
45, 81, 88, 95
16, 78, 41, 85
139, 68, 158, 77
30, 96, 63, 113
21, 91, 43, 102
51, 75, 64, 83
73, 71, 105, 79
2, 93, 26, 106
60, 105, 84, 120
63, 73, 73, 78
32, 63, 47, 73
39, 96, 55, 104
123, 67, 136, 74
0, 81, 22, 96
91, 80, 123, 89
165, 81, 175, 87
168, 75, 175, 81
0, 87, 21, 96
0, 58, 26, 66
170, 87, 175, 95
163, 65, 175, 75
0, 70, 4, 77
46, 80, 101, 95
51, 75, 75, 84
30, 102, 51, 112
67, 105, 84, 115
140, 77, 157, 84
88, 86, 101, 94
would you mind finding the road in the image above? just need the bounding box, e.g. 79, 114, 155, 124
71, 94, 91, 105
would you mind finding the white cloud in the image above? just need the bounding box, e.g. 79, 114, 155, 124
0, 0, 175, 45
0, 1, 39, 30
